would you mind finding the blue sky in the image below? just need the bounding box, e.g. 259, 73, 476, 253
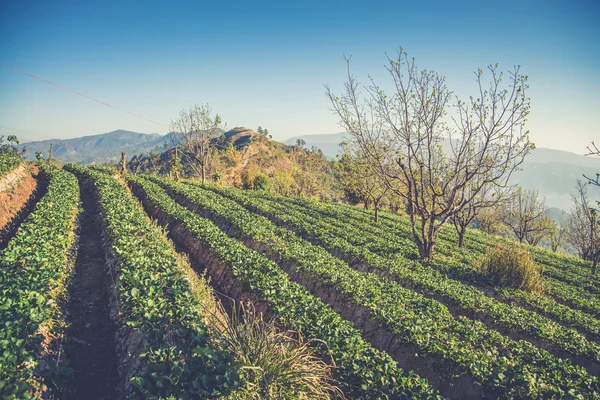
0, 0, 598, 153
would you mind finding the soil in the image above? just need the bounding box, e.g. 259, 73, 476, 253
0, 165, 41, 248
64, 186, 118, 400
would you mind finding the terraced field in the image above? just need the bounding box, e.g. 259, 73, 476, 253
1, 162, 599, 399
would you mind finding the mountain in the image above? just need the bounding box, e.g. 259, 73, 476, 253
287, 132, 600, 210
284, 133, 347, 159
18, 130, 181, 165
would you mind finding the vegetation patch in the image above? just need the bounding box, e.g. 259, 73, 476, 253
476, 245, 544, 294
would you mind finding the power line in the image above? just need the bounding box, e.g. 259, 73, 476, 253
0, 62, 168, 128
0, 124, 57, 142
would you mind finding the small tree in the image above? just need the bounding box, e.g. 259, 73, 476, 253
296, 139, 306, 147
451, 182, 512, 247
171, 103, 225, 183
327, 48, 532, 260
549, 218, 568, 253
477, 205, 505, 235
337, 143, 389, 222
502, 187, 551, 244
567, 180, 600, 275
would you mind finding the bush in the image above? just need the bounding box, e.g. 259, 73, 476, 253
209, 302, 342, 400
476, 245, 544, 294
253, 174, 270, 191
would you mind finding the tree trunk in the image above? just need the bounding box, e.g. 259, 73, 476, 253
364, 200, 370, 210
201, 163, 206, 184
374, 204, 379, 223
458, 227, 465, 248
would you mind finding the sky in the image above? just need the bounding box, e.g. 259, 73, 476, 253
0, 0, 598, 153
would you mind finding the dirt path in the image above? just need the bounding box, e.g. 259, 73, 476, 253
64, 186, 118, 400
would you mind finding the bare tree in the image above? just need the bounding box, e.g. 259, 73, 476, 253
567, 180, 600, 275
326, 48, 532, 260
502, 187, 552, 245
451, 183, 512, 247
171, 103, 225, 183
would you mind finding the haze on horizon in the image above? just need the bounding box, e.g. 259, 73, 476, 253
0, 0, 598, 154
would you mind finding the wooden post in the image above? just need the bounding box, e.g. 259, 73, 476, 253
120, 151, 127, 176
48, 143, 54, 164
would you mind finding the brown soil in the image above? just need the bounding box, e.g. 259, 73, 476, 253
64, 185, 118, 400
0, 165, 41, 247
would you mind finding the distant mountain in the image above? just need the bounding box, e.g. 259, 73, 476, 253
287, 132, 600, 210
284, 133, 347, 159
18, 130, 182, 165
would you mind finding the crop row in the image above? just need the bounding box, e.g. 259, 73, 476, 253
255, 188, 600, 319
367, 200, 600, 294
203, 184, 600, 371
152, 177, 600, 399
0, 165, 79, 399
128, 175, 440, 399
222, 187, 600, 342
64, 165, 239, 398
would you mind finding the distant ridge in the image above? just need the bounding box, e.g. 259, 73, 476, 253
17, 130, 181, 165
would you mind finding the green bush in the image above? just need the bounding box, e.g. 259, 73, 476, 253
477, 245, 544, 294
253, 174, 270, 191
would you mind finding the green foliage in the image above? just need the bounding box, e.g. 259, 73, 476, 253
170, 179, 600, 398
134, 175, 440, 399
476, 245, 544, 294
211, 186, 600, 364
252, 174, 269, 191
64, 165, 239, 398
0, 166, 79, 398
0, 135, 24, 179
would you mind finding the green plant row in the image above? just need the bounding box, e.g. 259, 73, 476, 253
64, 165, 239, 398
0, 154, 22, 180
253, 188, 600, 319
0, 165, 79, 399
204, 185, 600, 367
154, 177, 600, 399
370, 201, 600, 295
128, 176, 440, 400
223, 187, 600, 342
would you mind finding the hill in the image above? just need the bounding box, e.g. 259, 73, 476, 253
287, 132, 600, 210
17, 130, 182, 165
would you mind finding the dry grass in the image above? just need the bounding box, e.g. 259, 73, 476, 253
476, 244, 544, 294
207, 302, 343, 400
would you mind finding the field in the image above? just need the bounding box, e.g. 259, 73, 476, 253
1, 162, 600, 399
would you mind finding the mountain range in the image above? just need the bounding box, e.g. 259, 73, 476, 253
18, 130, 600, 210
18, 130, 181, 165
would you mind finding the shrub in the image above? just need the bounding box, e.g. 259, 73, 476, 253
253, 174, 270, 191
476, 245, 544, 294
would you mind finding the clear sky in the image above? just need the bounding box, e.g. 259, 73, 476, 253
0, 0, 598, 153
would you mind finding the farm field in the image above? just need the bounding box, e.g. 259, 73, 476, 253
1, 162, 600, 399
